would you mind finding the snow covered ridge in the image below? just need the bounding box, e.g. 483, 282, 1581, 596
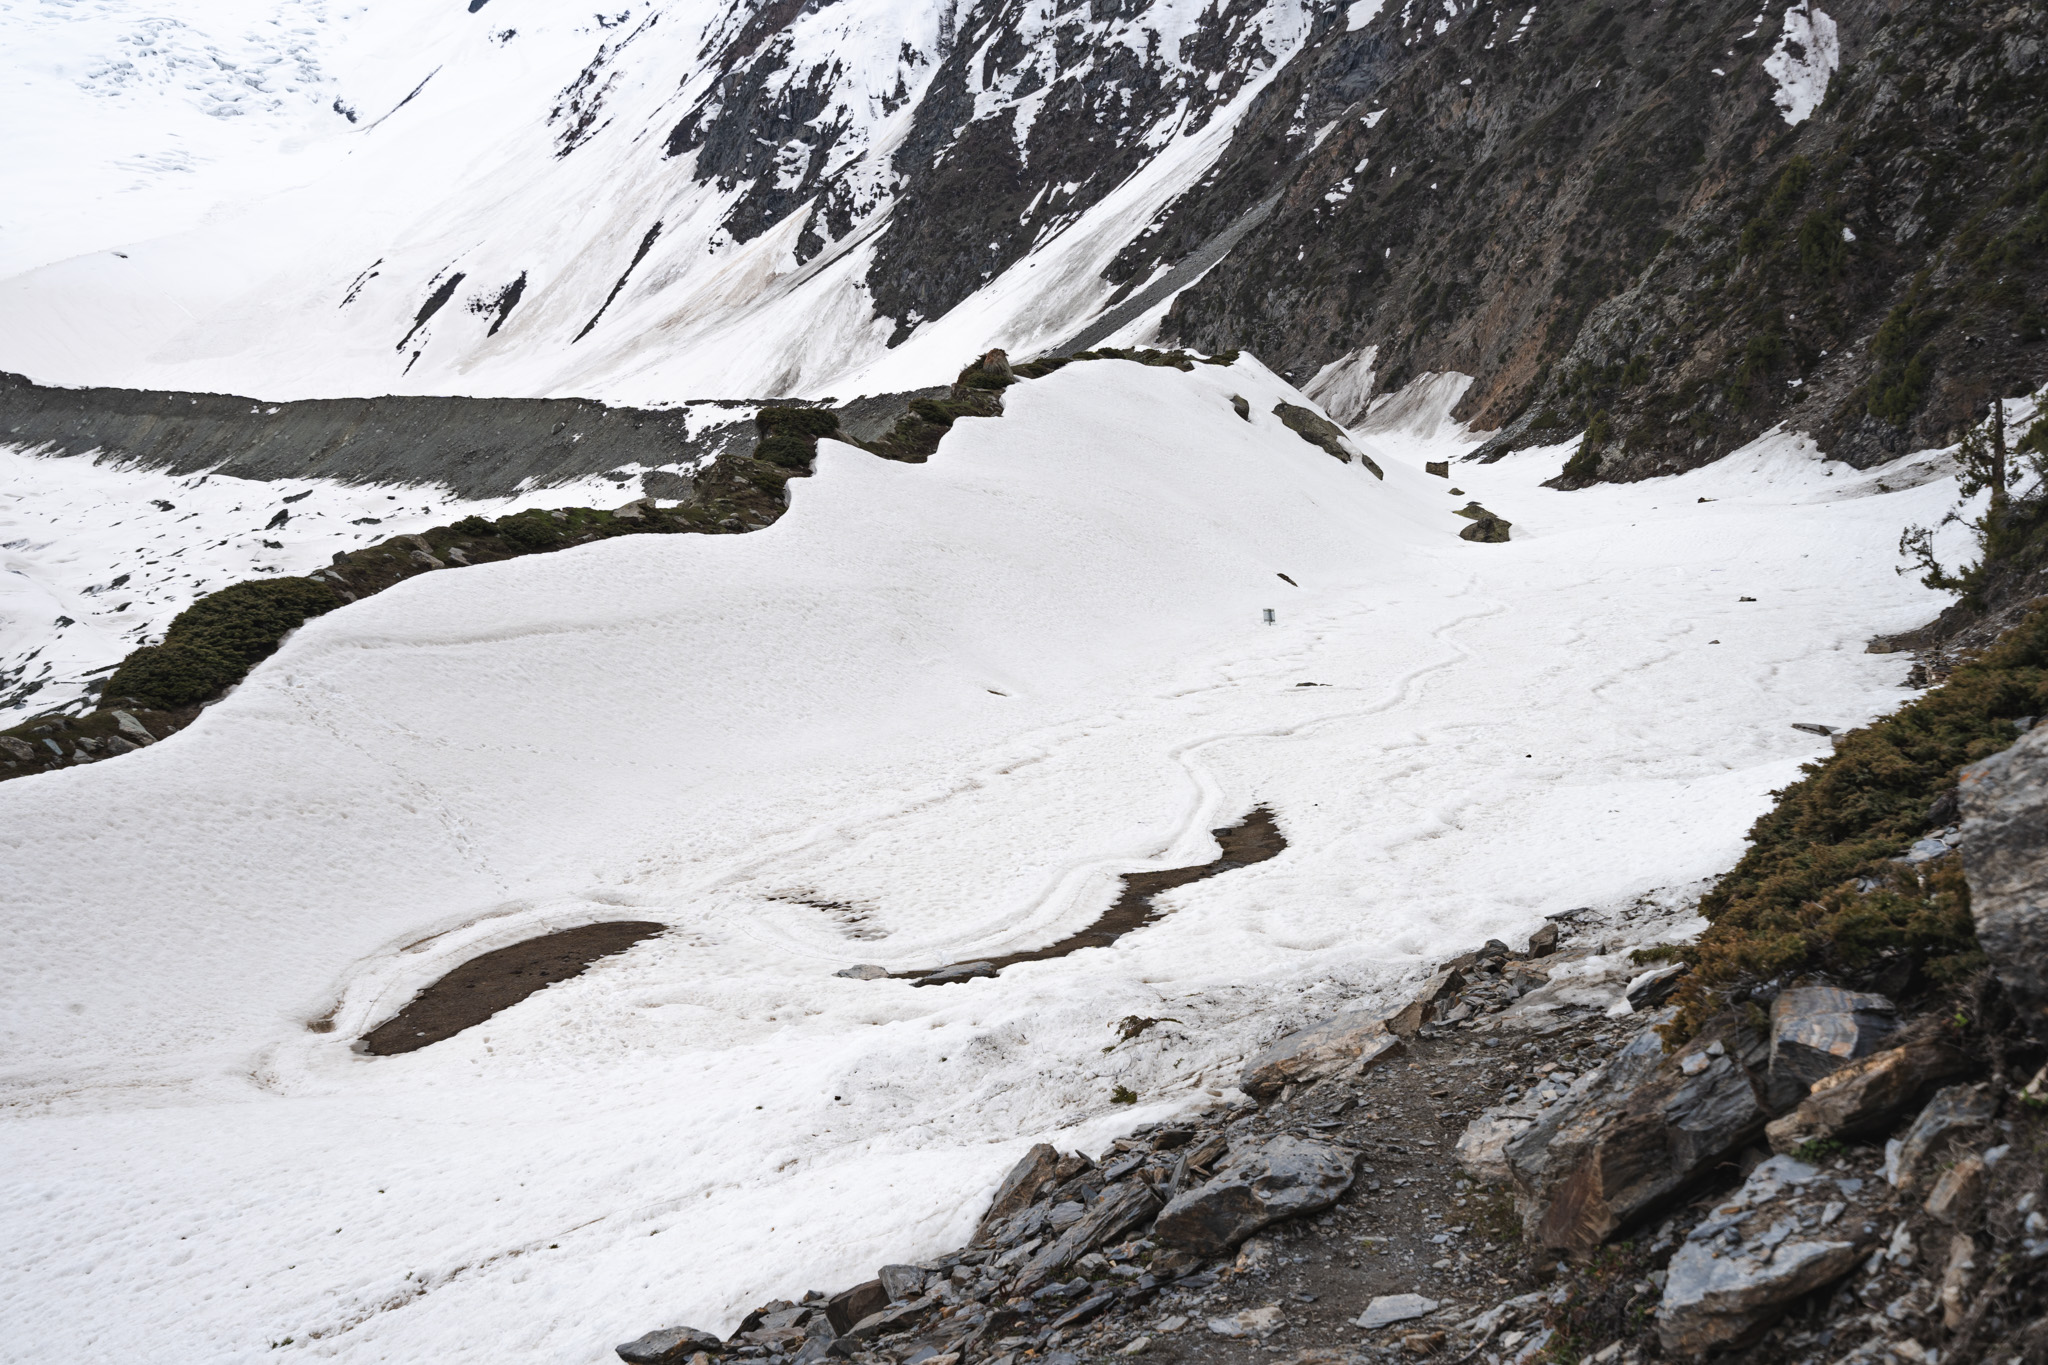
0, 354, 1959, 1363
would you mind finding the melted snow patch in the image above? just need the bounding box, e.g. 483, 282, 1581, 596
1763, 3, 1839, 126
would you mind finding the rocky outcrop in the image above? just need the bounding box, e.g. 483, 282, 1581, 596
1518, 1022, 1774, 1255
1270, 402, 1385, 479
1959, 724, 2048, 1033
1764, 1039, 1975, 1154
1767, 986, 1899, 1094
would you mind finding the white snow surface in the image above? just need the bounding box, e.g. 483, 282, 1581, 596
0, 0, 1315, 403
1764, 3, 1839, 126
0, 446, 684, 715
0, 360, 1952, 1362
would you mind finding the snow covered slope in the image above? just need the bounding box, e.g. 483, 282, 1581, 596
0, 360, 1952, 1362
0, 443, 681, 716
0, 0, 1312, 402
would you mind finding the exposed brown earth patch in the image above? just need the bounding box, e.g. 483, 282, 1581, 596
909, 807, 1285, 984
359, 920, 666, 1055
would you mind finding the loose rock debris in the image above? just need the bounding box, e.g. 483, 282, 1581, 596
617, 898, 2048, 1365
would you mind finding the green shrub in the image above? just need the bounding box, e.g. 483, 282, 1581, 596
499, 512, 565, 548
452, 515, 497, 536
1798, 209, 1850, 279
105, 576, 341, 709
1562, 409, 1611, 480
1665, 603, 2048, 1039
1620, 354, 1650, 387
1865, 286, 1948, 426
910, 397, 961, 428
752, 405, 839, 470
754, 406, 839, 439
105, 642, 245, 711
756, 434, 818, 470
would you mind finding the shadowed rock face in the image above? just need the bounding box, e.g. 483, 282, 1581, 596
1153, 0, 2045, 478
1960, 724, 2048, 1033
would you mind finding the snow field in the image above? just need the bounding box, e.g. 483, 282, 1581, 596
0, 360, 1953, 1363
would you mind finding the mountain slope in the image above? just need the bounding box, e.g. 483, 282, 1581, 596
0, 356, 1954, 1363
7, 0, 2033, 456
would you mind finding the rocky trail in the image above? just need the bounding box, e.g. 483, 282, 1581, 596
618, 787, 2048, 1365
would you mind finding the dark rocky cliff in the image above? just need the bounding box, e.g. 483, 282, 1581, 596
1143, 0, 2045, 479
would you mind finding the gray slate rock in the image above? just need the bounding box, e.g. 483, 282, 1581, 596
1512, 1022, 1771, 1255
1768, 987, 1897, 1093
1355, 1294, 1440, 1329
1153, 1135, 1357, 1256
975, 1143, 1059, 1242
1655, 1157, 1875, 1353
618, 1326, 725, 1363
1239, 1011, 1405, 1098
917, 961, 997, 986
835, 964, 890, 980
879, 1264, 928, 1301
1013, 1180, 1161, 1290
1624, 964, 1688, 1009
1959, 725, 2048, 1033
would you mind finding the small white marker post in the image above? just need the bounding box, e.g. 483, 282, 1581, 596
1262, 608, 1276, 624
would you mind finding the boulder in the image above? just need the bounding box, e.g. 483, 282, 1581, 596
617, 1327, 725, 1364
1153, 1135, 1357, 1256
1386, 969, 1466, 1037
1763, 1040, 1973, 1154
1623, 964, 1688, 1010
1013, 1180, 1161, 1289
1458, 515, 1511, 544
1767, 987, 1897, 1093
975, 1143, 1059, 1241
1240, 1012, 1406, 1098
1958, 726, 2048, 1032
825, 1281, 889, 1336
878, 1264, 928, 1301
1455, 1099, 1545, 1184
834, 964, 890, 980
917, 961, 996, 986
1526, 923, 1560, 957
1655, 1157, 1871, 1353
1512, 1023, 1773, 1255
1887, 1084, 1997, 1189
